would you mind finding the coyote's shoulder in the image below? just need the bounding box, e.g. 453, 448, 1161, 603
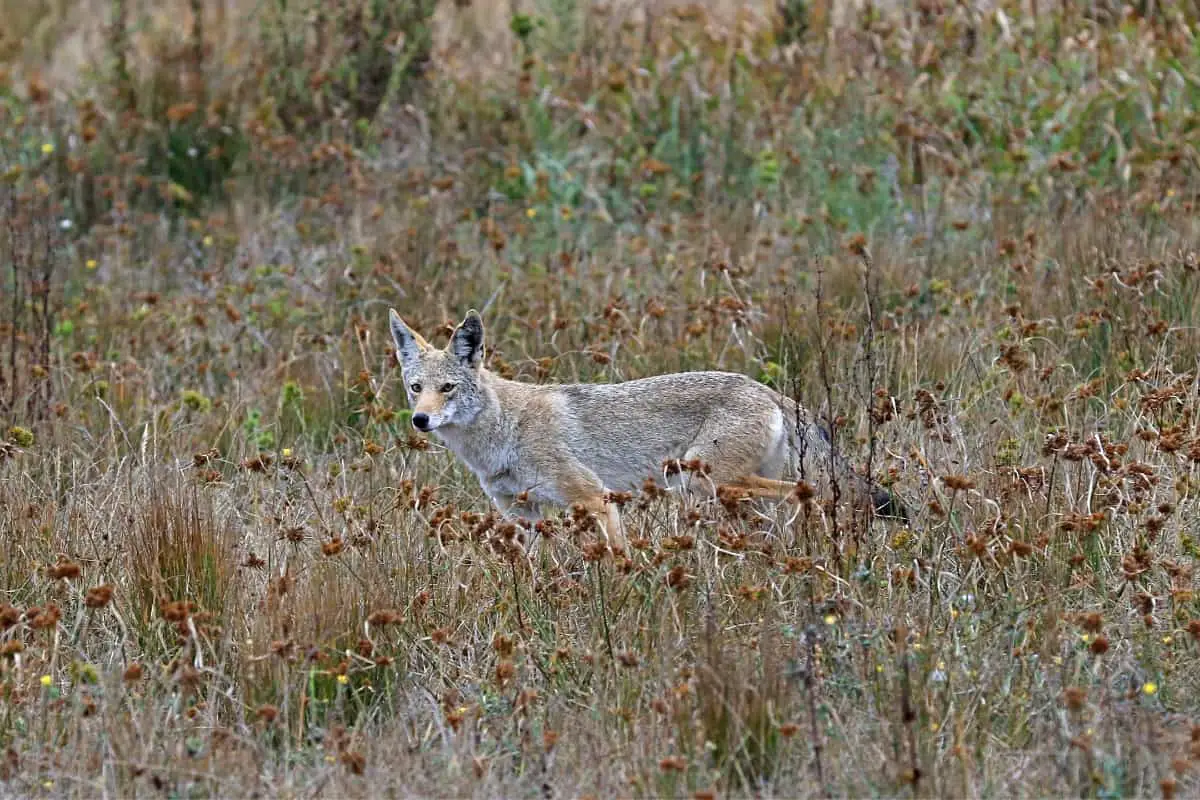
388, 308, 904, 552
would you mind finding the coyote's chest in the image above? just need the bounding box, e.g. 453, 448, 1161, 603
435, 421, 569, 504
433, 426, 519, 485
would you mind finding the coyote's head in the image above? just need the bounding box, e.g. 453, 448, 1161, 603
388, 308, 486, 433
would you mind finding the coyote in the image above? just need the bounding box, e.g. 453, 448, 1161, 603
388, 308, 905, 552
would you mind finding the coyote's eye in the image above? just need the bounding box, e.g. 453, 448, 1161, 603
409, 382, 422, 394
440, 382, 456, 394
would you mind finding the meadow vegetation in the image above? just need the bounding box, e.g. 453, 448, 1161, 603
3, 0, 1200, 796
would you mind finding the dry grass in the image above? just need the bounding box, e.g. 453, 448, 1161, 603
2, 0, 1200, 796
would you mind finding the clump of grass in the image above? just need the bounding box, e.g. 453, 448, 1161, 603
127, 477, 238, 657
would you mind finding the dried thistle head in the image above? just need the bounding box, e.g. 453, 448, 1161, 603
492, 633, 515, 658
46, 559, 81, 581
367, 609, 402, 626
641, 477, 666, 500
160, 600, 194, 623
340, 750, 366, 775
240, 454, 273, 472
0, 605, 20, 629
84, 584, 113, 608
1008, 540, 1033, 558
283, 526, 307, 544
605, 490, 633, 507
941, 474, 976, 492
716, 484, 749, 514
28, 604, 61, 630
581, 541, 609, 562
666, 565, 691, 591
1062, 686, 1087, 712
662, 535, 694, 551
1041, 431, 1070, 455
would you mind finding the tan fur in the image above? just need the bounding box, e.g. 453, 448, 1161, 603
388, 308, 904, 554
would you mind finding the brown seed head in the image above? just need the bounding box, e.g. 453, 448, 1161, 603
941, 474, 976, 492
1062, 686, 1087, 711
1009, 540, 1034, 558
666, 565, 691, 591
582, 541, 608, 561
240, 454, 273, 472
47, 560, 82, 581
367, 609, 402, 626
0, 605, 21, 629
492, 634, 515, 658
84, 584, 114, 608
160, 600, 193, 623
30, 604, 62, 629
340, 750, 366, 775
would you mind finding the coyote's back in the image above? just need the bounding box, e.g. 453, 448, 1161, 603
541, 371, 807, 490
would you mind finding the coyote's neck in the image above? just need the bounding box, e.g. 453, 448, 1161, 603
430, 371, 515, 481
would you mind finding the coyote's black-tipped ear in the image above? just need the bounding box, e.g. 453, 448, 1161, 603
450, 309, 484, 368
389, 308, 428, 369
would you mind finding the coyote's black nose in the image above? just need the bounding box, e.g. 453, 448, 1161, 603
412, 413, 430, 431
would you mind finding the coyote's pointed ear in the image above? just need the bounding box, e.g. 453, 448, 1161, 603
449, 309, 484, 368
389, 308, 428, 370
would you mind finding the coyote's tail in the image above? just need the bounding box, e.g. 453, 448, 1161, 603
776, 394, 909, 523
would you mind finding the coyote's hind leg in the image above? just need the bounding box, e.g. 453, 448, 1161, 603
552, 468, 628, 555
678, 412, 794, 503
722, 474, 797, 499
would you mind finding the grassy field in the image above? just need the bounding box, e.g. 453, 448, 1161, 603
3, 0, 1200, 796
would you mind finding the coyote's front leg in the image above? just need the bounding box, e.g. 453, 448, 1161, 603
489, 491, 543, 550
